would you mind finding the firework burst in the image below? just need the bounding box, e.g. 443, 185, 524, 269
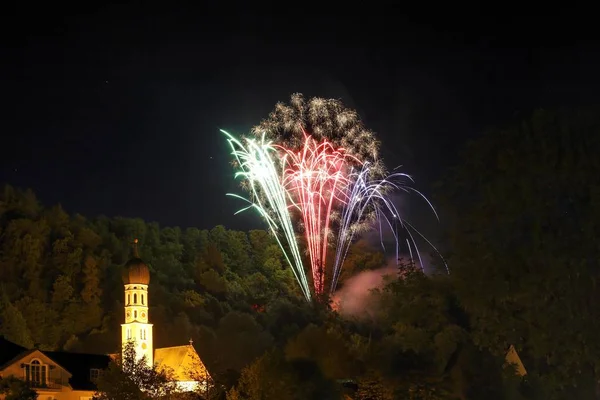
224, 95, 446, 302
252, 93, 382, 173
278, 132, 359, 295
222, 130, 311, 301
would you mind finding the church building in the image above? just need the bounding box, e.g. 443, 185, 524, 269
0, 240, 210, 399
120, 240, 210, 392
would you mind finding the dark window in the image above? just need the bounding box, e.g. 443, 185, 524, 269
90, 368, 102, 381
25, 359, 46, 387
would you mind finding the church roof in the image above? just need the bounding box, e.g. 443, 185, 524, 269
154, 344, 209, 381
123, 239, 150, 285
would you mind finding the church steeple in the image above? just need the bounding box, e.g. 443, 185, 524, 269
133, 238, 140, 258
121, 239, 153, 367
124, 239, 150, 285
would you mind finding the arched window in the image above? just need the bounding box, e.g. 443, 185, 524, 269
134, 310, 137, 319
133, 293, 137, 304
25, 359, 46, 387
127, 294, 130, 305
141, 294, 144, 305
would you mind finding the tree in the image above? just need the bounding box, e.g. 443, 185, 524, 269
357, 272, 467, 399
94, 341, 177, 400
333, 240, 386, 288
79, 255, 104, 331
81, 255, 102, 303
285, 324, 357, 380
1, 218, 49, 298
234, 350, 340, 400
15, 297, 60, 350
355, 371, 393, 400
201, 312, 274, 385
225, 387, 242, 400
50, 235, 83, 282
0, 376, 38, 400
51, 275, 74, 307
0, 289, 34, 348
0, 185, 41, 219
437, 107, 600, 398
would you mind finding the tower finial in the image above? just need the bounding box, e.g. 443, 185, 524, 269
133, 238, 139, 258
189, 338, 193, 346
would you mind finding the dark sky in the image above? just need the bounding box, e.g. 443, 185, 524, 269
1, 8, 599, 230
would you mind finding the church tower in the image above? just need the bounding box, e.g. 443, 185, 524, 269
121, 239, 153, 367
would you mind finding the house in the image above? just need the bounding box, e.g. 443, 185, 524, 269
0, 240, 210, 398
0, 336, 110, 400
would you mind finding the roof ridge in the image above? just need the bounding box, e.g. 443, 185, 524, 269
44, 350, 111, 357
0, 349, 36, 371
155, 345, 192, 349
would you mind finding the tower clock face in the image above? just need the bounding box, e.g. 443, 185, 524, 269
141, 312, 146, 318
141, 342, 147, 350
126, 311, 131, 318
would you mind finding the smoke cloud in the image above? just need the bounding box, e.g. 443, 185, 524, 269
331, 260, 398, 319
332, 252, 438, 319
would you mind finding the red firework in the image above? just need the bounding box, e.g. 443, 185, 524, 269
278, 133, 360, 295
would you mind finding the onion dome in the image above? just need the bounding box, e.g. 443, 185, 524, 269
123, 239, 150, 285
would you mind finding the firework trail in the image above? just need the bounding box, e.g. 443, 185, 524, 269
278, 133, 359, 295
222, 130, 311, 301
330, 164, 446, 293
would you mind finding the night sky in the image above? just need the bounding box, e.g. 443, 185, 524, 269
2, 8, 599, 231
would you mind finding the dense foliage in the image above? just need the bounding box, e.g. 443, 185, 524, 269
1, 107, 599, 399
0, 375, 38, 400
437, 107, 600, 399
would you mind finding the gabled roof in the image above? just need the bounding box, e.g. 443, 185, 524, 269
0, 346, 74, 386
0, 336, 27, 360
44, 351, 111, 390
154, 345, 209, 381
505, 345, 527, 377
0, 336, 30, 370
0, 336, 28, 369
0, 336, 110, 391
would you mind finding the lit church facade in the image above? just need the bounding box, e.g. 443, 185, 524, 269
120, 241, 210, 392
0, 240, 210, 399
121, 246, 155, 367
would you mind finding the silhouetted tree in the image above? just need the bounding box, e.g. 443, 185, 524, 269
437, 107, 600, 398
0, 376, 38, 400
94, 341, 176, 400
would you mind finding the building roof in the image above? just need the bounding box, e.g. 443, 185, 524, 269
43, 351, 111, 390
154, 345, 209, 381
505, 345, 527, 377
0, 336, 29, 370
124, 259, 150, 285
123, 239, 150, 285
0, 336, 111, 391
